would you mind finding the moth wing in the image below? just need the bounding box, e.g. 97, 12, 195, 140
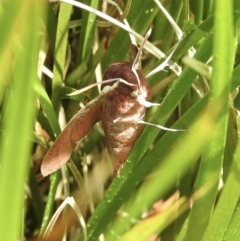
41, 95, 105, 177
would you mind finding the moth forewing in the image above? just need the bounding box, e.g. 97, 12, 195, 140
41, 94, 105, 177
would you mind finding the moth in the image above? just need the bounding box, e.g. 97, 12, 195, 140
41, 63, 152, 176
41, 33, 153, 177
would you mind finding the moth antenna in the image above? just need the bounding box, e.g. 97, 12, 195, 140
67, 78, 136, 96
138, 120, 187, 132
112, 113, 186, 133
132, 28, 152, 70
112, 112, 145, 124
113, 114, 143, 123
132, 28, 152, 90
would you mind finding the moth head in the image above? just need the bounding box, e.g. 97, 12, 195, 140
101, 61, 152, 101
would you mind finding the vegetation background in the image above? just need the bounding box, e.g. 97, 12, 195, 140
0, 0, 240, 240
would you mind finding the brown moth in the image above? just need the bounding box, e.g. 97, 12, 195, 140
41, 61, 152, 176
100, 62, 152, 171
41, 30, 153, 177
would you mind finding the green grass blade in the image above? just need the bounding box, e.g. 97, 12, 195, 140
39, 3, 73, 234
172, 15, 213, 61
201, 135, 240, 241
223, 202, 240, 240
33, 77, 61, 136
0, 0, 40, 239
77, 0, 99, 64
119, 198, 188, 241
195, 0, 235, 240
190, 0, 203, 24
51, 2, 72, 113
183, 116, 229, 241
39, 171, 61, 235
